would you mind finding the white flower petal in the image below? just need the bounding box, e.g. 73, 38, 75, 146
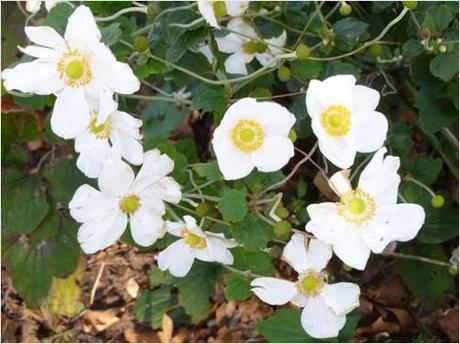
24, 26, 66, 50
197, 43, 214, 64
255, 52, 277, 68
282, 233, 332, 273
98, 158, 135, 197
75, 137, 111, 178
130, 209, 165, 246
18, 45, 61, 59
255, 101, 296, 136
291, 293, 308, 307
316, 133, 356, 169
2, 60, 63, 95
224, 51, 249, 75
301, 296, 346, 339
205, 236, 234, 264
353, 111, 388, 153
108, 61, 140, 94
317, 74, 356, 108
305, 203, 345, 244
306, 80, 326, 119
165, 220, 185, 237
216, 34, 243, 54
132, 149, 174, 193
225, 1, 249, 16
64, 5, 101, 47
227, 17, 257, 39
265, 30, 287, 54
328, 170, 352, 197
251, 136, 294, 172
197, 0, 219, 28
250, 278, 297, 305
78, 211, 127, 254
158, 239, 195, 277
151, 177, 182, 204
52, 87, 91, 139
26, 0, 41, 13
358, 147, 401, 206
212, 137, 254, 180
322, 283, 360, 316
137, 191, 166, 216
351, 85, 380, 112
69, 184, 119, 223
333, 226, 371, 270
360, 203, 425, 253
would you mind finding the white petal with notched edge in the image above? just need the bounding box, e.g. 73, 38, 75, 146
250, 278, 298, 305
98, 158, 134, 197
301, 296, 346, 339
130, 209, 165, 247
157, 239, 195, 277
322, 283, 360, 315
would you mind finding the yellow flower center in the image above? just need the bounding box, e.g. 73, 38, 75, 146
119, 195, 141, 214
296, 270, 326, 297
87, 111, 112, 139
320, 105, 351, 136
213, 1, 227, 18
182, 229, 207, 249
231, 119, 265, 152
57, 49, 92, 87
243, 41, 258, 54
338, 188, 376, 225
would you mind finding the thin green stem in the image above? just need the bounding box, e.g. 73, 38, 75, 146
171, 203, 230, 226
169, 17, 205, 28
386, 252, 451, 267
441, 127, 459, 149
122, 94, 192, 105
350, 154, 373, 182
430, 135, 459, 179
220, 264, 264, 278
182, 192, 221, 202
95, 7, 147, 22
405, 176, 436, 197
185, 179, 222, 193
294, 2, 325, 46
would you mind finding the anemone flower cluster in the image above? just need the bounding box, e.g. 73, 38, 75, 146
1, 2, 427, 340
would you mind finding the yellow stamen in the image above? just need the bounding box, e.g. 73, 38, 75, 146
182, 229, 207, 249
57, 49, 92, 87
119, 195, 141, 214
338, 188, 376, 224
320, 105, 351, 136
87, 110, 112, 139
296, 270, 327, 297
231, 119, 265, 152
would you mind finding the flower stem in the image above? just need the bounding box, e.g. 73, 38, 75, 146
386, 252, 451, 267
122, 94, 192, 105
95, 7, 147, 22
405, 176, 436, 197
429, 135, 459, 179
220, 264, 264, 278
182, 192, 221, 202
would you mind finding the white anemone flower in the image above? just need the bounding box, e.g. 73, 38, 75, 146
251, 233, 360, 339
211, 97, 295, 180
215, 18, 286, 75
74, 101, 144, 178
158, 216, 237, 277
26, 0, 58, 13
305, 147, 426, 270
306, 75, 388, 169
197, 0, 249, 28
2, 5, 140, 139
69, 150, 181, 254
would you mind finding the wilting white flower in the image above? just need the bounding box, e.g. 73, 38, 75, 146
212, 97, 295, 180
69, 150, 181, 254
215, 18, 286, 75
305, 147, 425, 270
197, 0, 249, 28
2, 5, 139, 139
74, 101, 143, 178
158, 216, 236, 277
306, 75, 388, 169
26, 0, 58, 13
251, 233, 360, 339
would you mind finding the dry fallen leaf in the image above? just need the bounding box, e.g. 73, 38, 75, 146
83, 308, 121, 333
126, 277, 139, 298
158, 313, 174, 343
124, 327, 161, 343
313, 171, 338, 200
356, 316, 400, 336
437, 308, 459, 342
27, 139, 43, 151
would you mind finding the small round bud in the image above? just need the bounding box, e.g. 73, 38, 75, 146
275, 206, 290, 219
439, 45, 447, 53
147, 3, 159, 16
288, 129, 297, 143
243, 41, 258, 54
339, 2, 352, 16
342, 264, 353, 272
295, 43, 311, 60
369, 44, 383, 57
275, 6, 281, 12
134, 36, 149, 52
196, 202, 212, 217
403, 1, 418, 9
449, 266, 459, 275
277, 65, 291, 82
213, 1, 227, 18
431, 195, 445, 208
273, 220, 292, 240
255, 41, 268, 54
436, 38, 443, 44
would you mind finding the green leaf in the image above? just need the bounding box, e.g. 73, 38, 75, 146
231, 214, 271, 250
256, 309, 315, 342
224, 272, 253, 301
191, 84, 227, 122
232, 247, 274, 276
402, 39, 424, 61
44, 3, 74, 35
415, 88, 458, 134
326, 61, 361, 79
429, 52, 459, 82
175, 261, 218, 322
216, 189, 247, 223
2, 176, 49, 235
192, 160, 223, 181
400, 244, 453, 309
150, 265, 174, 288
418, 202, 459, 244
133, 287, 176, 329
333, 18, 369, 51
101, 23, 122, 46
413, 156, 443, 185
290, 60, 323, 81
43, 157, 89, 205
423, 4, 454, 36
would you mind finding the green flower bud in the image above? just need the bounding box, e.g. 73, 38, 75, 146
243, 41, 258, 54
255, 41, 268, 53
273, 220, 292, 240
369, 44, 383, 57
213, 1, 227, 18
134, 36, 149, 52
275, 206, 290, 219
196, 202, 212, 217
277, 65, 291, 82
431, 195, 445, 208
295, 43, 311, 60
147, 3, 159, 16
339, 2, 352, 16
448, 266, 459, 275
403, 1, 418, 9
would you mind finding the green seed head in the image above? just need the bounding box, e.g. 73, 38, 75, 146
369, 44, 383, 57
196, 202, 212, 217
119, 195, 141, 214
403, 1, 418, 9
302, 275, 319, 291
431, 195, 445, 208
295, 43, 311, 60
277, 65, 291, 82
213, 1, 227, 18
275, 206, 290, 219
255, 41, 268, 53
448, 266, 459, 275
348, 198, 366, 214
274, 220, 292, 240
66, 60, 84, 80
147, 3, 159, 16
339, 2, 352, 16
134, 36, 149, 52
243, 41, 258, 54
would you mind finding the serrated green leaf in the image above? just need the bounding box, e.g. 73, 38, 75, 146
230, 214, 270, 250
192, 160, 223, 181
423, 4, 454, 36
232, 247, 274, 276
429, 52, 459, 82
413, 156, 443, 185
415, 89, 458, 134
224, 272, 253, 301
101, 22, 122, 46
217, 189, 247, 223
133, 287, 176, 329
291, 60, 323, 81
333, 18, 369, 51
191, 84, 227, 121
150, 265, 174, 287
418, 202, 459, 244
175, 261, 218, 322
